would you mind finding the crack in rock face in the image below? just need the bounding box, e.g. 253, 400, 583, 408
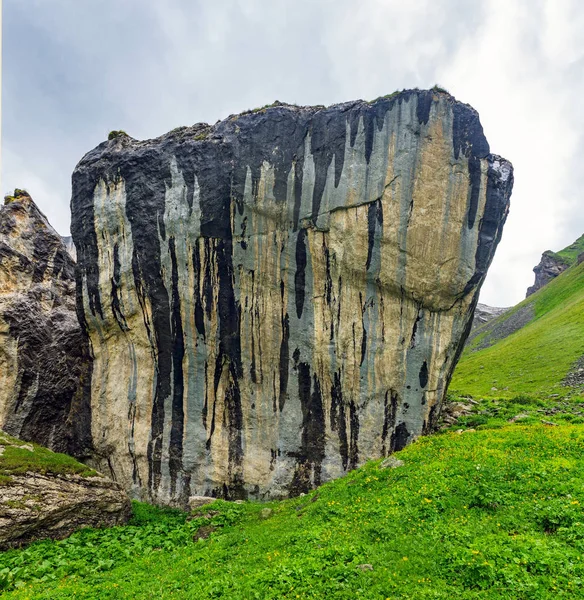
71, 89, 513, 505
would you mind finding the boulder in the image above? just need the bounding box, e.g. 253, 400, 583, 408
188, 495, 217, 510
0, 432, 130, 550
71, 89, 513, 504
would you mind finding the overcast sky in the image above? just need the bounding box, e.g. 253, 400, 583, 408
2, 0, 583, 306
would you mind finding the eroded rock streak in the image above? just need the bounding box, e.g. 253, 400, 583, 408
72, 90, 513, 504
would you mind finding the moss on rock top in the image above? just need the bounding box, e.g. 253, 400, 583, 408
0, 432, 98, 485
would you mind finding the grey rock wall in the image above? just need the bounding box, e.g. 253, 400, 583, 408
72, 89, 513, 505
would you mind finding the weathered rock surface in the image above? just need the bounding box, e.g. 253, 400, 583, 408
72, 89, 513, 504
0, 432, 130, 550
0, 190, 91, 456
526, 251, 569, 297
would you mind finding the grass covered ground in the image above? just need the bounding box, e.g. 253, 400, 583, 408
450, 260, 584, 400
2, 423, 584, 599
0, 432, 97, 486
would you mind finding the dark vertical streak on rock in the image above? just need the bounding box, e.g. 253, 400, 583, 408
215, 236, 244, 496
192, 244, 205, 339
250, 272, 257, 384
71, 170, 103, 320
365, 199, 383, 270
419, 361, 429, 389
278, 310, 289, 411
467, 156, 481, 229
390, 422, 410, 452
168, 237, 185, 495
128, 403, 141, 487
381, 390, 398, 456
416, 92, 432, 125
348, 400, 359, 469
366, 201, 377, 270
363, 111, 375, 164
409, 309, 422, 349
463, 159, 513, 295
202, 361, 209, 429
111, 243, 129, 332
324, 239, 332, 305
331, 373, 348, 470
360, 319, 367, 367
292, 159, 303, 232
310, 111, 348, 220
294, 229, 307, 319
202, 240, 214, 320
290, 365, 325, 495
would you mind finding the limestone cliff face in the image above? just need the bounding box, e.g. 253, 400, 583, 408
526, 251, 569, 297
72, 90, 513, 504
0, 191, 91, 456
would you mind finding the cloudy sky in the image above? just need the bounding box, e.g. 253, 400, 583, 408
3, 0, 583, 306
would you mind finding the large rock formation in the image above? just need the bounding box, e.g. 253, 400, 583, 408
72, 89, 513, 504
0, 190, 91, 457
0, 431, 130, 550
526, 251, 569, 297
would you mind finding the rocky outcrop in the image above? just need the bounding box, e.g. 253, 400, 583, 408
0, 190, 91, 457
526, 251, 569, 297
471, 303, 509, 331
72, 89, 513, 504
0, 432, 130, 550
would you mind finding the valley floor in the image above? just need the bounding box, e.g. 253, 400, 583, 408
2, 414, 584, 599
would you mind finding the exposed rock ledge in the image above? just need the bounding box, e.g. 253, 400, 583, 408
0, 432, 130, 550
526, 251, 569, 297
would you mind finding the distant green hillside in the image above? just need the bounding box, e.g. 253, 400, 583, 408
450, 258, 584, 400
549, 233, 584, 266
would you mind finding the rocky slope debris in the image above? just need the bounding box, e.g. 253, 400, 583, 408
72, 89, 513, 505
471, 303, 509, 331
0, 189, 91, 456
0, 431, 130, 550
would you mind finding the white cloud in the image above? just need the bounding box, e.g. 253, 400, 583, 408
3, 0, 583, 306
440, 0, 584, 305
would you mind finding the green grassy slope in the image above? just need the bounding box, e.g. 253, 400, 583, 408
450, 259, 584, 400
550, 234, 584, 266
3, 425, 584, 599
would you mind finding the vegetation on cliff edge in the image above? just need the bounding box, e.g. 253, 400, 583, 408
0, 432, 97, 486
